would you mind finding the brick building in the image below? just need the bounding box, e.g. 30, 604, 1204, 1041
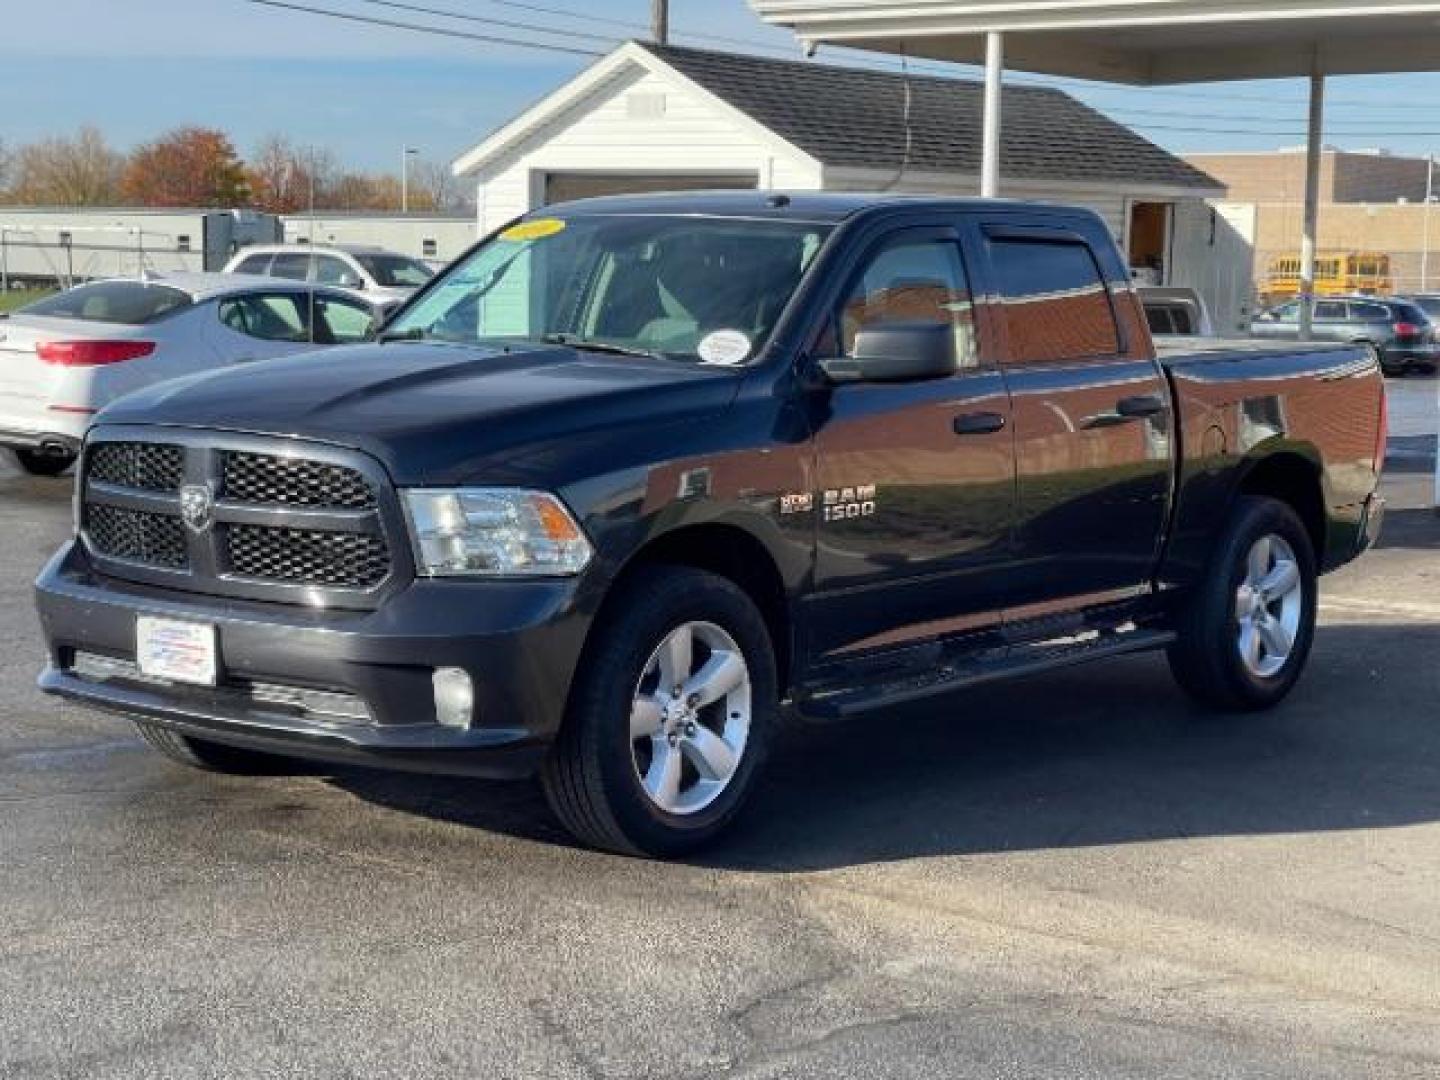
1186, 148, 1431, 205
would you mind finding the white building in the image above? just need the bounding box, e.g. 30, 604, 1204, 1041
452, 41, 1236, 314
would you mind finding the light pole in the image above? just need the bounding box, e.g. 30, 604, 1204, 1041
1422, 155, 1434, 292
401, 147, 418, 214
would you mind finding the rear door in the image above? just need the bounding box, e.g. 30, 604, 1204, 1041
804, 222, 1016, 663
210, 290, 320, 362
973, 218, 1171, 625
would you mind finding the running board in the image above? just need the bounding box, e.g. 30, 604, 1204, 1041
798, 628, 1176, 720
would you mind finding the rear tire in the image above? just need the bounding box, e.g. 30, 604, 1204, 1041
1167, 496, 1318, 712
133, 719, 299, 775
15, 448, 75, 476
541, 566, 777, 858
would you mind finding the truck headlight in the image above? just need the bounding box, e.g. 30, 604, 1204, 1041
401, 488, 592, 577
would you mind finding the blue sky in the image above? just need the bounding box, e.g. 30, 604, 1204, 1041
11, 1, 1440, 173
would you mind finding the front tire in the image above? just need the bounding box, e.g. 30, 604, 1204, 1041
541, 566, 777, 857
133, 719, 299, 775
15, 448, 75, 476
1168, 496, 1318, 711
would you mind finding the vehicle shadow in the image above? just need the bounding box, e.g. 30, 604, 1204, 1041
331, 620, 1440, 872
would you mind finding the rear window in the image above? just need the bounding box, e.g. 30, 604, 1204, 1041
1390, 302, 1429, 324
1144, 302, 1194, 336
18, 282, 192, 325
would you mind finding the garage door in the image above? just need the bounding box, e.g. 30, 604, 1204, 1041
544, 173, 758, 204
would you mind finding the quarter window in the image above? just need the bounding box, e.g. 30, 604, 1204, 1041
988, 237, 1119, 363
233, 253, 272, 275
839, 238, 976, 367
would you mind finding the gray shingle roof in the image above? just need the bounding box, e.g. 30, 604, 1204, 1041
641, 43, 1221, 192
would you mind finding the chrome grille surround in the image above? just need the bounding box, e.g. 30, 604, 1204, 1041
79, 427, 408, 609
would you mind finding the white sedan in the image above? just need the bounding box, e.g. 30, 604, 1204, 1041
0, 273, 381, 475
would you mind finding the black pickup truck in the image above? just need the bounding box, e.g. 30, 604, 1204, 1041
35, 194, 1386, 857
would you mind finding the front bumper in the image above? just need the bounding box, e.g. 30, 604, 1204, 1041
34, 541, 591, 779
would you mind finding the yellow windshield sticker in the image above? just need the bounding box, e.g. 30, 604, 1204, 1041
500, 218, 566, 242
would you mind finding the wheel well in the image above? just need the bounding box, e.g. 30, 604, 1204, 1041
612, 525, 792, 689
1239, 454, 1326, 559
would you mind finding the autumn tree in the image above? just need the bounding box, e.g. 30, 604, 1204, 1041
120, 127, 251, 207
409, 159, 460, 211
10, 126, 123, 205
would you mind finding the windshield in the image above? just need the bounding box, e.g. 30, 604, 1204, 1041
355, 254, 434, 288
17, 281, 192, 324
385, 214, 831, 363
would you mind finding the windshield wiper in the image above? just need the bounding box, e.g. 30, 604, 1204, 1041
377, 327, 430, 343
541, 333, 661, 360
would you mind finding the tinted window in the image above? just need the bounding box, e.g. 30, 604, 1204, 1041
312, 295, 375, 344
1390, 301, 1429, 324
313, 255, 355, 286
355, 254, 434, 288
1350, 301, 1391, 321
839, 238, 976, 367
988, 238, 1119, 362
20, 282, 192, 324
1405, 296, 1440, 317
233, 253, 272, 275
217, 293, 309, 342
1145, 302, 1192, 336
1270, 302, 1300, 322
1314, 301, 1347, 320
269, 253, 311, 281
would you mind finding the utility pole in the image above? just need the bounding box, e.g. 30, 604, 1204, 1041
401, 146, 418, 214
652, 0, 668, 44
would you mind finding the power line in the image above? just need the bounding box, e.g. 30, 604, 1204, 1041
352, 0, 617, 44
241, 0, 606, 56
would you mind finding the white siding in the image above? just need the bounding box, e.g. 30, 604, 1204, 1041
473, 64, 821, 233
1169, 200, 1258, 335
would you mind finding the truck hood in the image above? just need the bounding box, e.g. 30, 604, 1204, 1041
95, 342, 746, 486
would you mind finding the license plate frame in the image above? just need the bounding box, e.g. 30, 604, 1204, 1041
135, 616, 218, 687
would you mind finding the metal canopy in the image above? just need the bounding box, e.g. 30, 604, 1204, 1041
748, 2, 1440, 84
752, 0, 1440, 337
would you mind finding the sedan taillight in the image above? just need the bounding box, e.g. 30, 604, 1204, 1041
1392, 322, 1423, 340
36, 340, 156, 366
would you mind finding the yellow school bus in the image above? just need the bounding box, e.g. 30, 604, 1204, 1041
1263, 252, 1393, 306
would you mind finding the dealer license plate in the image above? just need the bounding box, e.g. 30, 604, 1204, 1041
136, 616, 217, 686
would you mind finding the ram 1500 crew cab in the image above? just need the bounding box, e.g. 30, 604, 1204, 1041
35, 194, 1387, 857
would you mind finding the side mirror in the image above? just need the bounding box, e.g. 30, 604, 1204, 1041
338, 273, 364, 289
818, 322, 958, 384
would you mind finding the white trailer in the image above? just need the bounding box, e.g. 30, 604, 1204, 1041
0, 208, 281, 289
280, 213, 476, 267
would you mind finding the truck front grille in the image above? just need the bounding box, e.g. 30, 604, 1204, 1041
226, 524, 389, 588
87, 442, 184, 491
84, 504, 188, 568
221, 451, 376, 509
80, 433, 400, 606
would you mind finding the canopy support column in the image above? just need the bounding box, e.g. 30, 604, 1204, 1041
982, 31, 1004, 198
1299, 61, 1325, 341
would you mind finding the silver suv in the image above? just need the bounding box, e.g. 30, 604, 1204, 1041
223, 244, 434, 310
1250, 296, 1439, 376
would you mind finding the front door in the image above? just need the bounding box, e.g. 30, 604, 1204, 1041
803, 225, 1016, 664
975, 222, 1172, 626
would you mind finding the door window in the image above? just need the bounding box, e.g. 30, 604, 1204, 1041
314, 254, 355, 286
1314, 301, 1347, 321
838, 237, 976, 368
311, 294, 375, 344
987, 237, 1119, 363
269, 253, 311, 281
217, 294, 310, 342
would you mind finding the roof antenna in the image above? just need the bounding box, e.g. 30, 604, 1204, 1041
882, 49, 914, 192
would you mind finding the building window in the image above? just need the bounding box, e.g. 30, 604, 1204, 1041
176, 235, 191, 252
422, 238, 438, 258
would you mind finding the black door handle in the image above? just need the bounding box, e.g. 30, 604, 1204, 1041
1116, 394, 1166, 419
953, 411, 1007, 436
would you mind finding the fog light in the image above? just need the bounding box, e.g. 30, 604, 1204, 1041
433, 667, 474, 730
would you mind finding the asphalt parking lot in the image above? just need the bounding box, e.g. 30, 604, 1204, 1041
2, 381, 1438, 1079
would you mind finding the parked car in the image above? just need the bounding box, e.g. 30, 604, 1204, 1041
223, 244, 434, 311
1395, 292, 1440, 325
36, 194, 1385, 858
0, 273, 381, 475
1139, 286, 1215, 337
1250, 295, 1439, 375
